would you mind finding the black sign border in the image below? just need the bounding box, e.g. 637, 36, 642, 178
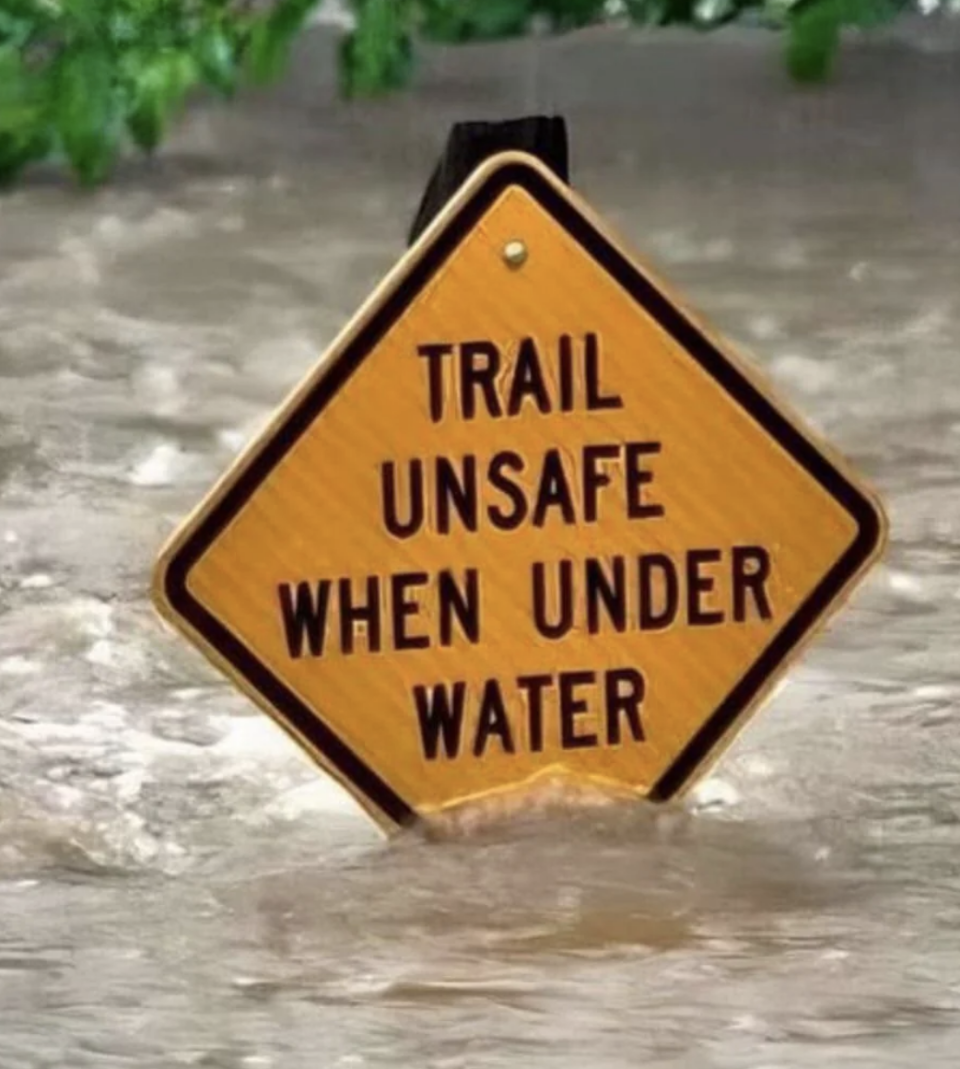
161, 157, 883, 827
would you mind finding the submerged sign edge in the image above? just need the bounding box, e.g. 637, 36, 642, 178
151, 151, 888, 830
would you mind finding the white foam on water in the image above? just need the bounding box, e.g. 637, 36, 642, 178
128, 441, 192, 487
18, 573, 53, 589
86, 701, 130, 732
771, 353, 839, 395
912, 683, 954, 700
216, 427, 249, 454
262, 777, 365, 821
885, 568, 927, 598
12, 717, 111, 747
84, 639, 125, 669
63, 597, 115, 639
93, 208, 197, 253
688, 777, 741, 813
0, 656, 41, 676
113, 769, 145, 804
213, 716, 294, 760
124, 726, 211, 762
211, 717, 366, 817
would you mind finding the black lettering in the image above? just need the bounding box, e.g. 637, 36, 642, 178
414, 682, 466, 759
339, 576, 382, 653
438, 568, 481, 645
558, 334, 575, 412
532, 560, 574, 640
582, 443, 621, 523
487, 451, 528, 530
584, 333, 623, 410
532, 449, 576, 526
436, 455, 478, 534
278, 580, 330, 658
390, 572, 429, 651
381, 460, 424, 539
585, 556, 627, 634
473, 680, 515, 756
687, 549, 725, 626
460, 341, 502, 419
604, 668, 645, 745
638, 553, 678, 630
517, 674, 552, 752
560, 670, 598, 749
417, 343, 452, 422
732, 545, 773, 622
625, 442, 664, 520
507, 337, 551, 416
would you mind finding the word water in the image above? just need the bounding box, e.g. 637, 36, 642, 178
413, 668, 646, 760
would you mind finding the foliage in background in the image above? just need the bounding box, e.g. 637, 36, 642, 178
0, 0, 918, 188
781, 0, 904, 80
0, 0, 319, 188
338, 0, 912, 96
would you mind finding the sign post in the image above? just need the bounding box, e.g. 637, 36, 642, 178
153, 133, 886, 832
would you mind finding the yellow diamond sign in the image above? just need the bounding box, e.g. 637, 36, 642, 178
153, 152, 886, 831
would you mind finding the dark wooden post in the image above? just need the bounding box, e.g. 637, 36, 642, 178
408, 115, 570, 246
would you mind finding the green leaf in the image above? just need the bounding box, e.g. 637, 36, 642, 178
785, 0, 842, 81
0, 0, 335, 190
0, 133, 32, 186
126, 49, 198, 153
59, 0, 108, 44
0, 43, 25, 103
53, 46, 120, 186
246, 0, 319, 85
784, 0, 903, 81
194, 24, 238, 96
0, 0, 58, 44
0, 45, 51, 185
339, 0, 414, 97
0, 13, 33, 48
0, 125, 51, 186
107, 10, 139, 46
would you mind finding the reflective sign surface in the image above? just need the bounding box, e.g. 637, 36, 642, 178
153, 153, 886, 830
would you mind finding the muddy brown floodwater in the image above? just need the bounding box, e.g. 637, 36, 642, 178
2, 21, 960, 1069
